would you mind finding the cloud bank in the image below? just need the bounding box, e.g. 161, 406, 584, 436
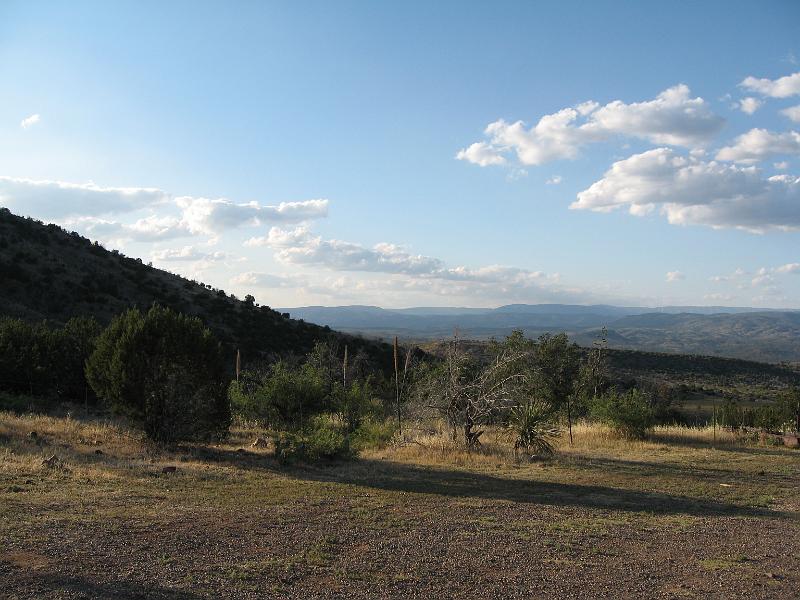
457, 85, 724, 167
570, 148, 800, 232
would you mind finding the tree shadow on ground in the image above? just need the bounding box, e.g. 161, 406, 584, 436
559, 454, 799, 487
0, 567, 204, 600
197, 447, 787, 519
642, 432, 793, 456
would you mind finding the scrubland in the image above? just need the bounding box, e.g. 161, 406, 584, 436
2, 409, 799, 599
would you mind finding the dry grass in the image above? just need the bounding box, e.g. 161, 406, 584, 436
371, 420, 745, 468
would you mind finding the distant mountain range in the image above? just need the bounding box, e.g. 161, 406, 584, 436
280, 304, 800, 364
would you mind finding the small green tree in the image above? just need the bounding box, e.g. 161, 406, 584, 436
533, 333, 581, 444
86, 305, 229, 442
591, 388, 655, 439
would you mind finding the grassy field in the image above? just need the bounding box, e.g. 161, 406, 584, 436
1, 410, 799, 599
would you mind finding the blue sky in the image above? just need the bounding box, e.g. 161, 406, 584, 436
1, 1, 799, 308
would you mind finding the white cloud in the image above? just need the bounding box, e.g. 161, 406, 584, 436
738, 97, 762, 115
230, 272, 304, 288
242, 225, 593, 303
781, 105, 800, 123
716, 129, 800, 163
570, 148, 800, 233
0, 176, 329, 244
709, 268, 746, 283
546, 175, 563, 185
740, 71, 800, 98
0, 176, 169, 220
751, 267, 774, 287
775, 262, 800, 274
703, 293, 735, 302
455, 142, 506, 166
665, 270, 685, 282
250, 226, 445, 275
151, 246, 228, 262
176, 197, 328, 235
774, 161, 789, 170
20, 114, 41, 128
62, 215, 194, 245
457, 85, 724, 167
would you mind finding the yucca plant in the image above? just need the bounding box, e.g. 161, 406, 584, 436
507, 400, 560, 457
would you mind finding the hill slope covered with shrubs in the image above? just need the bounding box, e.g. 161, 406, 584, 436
0, 208, 393, 371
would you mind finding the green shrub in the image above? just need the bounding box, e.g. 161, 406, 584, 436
332, 378, 379, 432
350, 417, 396, 451
591, 388, 656, 439
229, 361, 327, 429
273, 415, 353, 463
86, 305, 229, 443
0, 316, 100, 403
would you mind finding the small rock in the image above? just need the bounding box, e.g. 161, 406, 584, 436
766, 572, 783, 580
94, 449, 104, 455
28, 431, 38, 439
236, 448, 246, 454
161, 465, 177, 474
251, 437, 268, 448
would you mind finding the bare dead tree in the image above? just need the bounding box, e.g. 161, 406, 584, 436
432, 335, 531, 449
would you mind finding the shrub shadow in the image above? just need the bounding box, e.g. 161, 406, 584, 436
200, 447, 785, 519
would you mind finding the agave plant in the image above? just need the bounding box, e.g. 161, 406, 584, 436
508, 400, 561, 457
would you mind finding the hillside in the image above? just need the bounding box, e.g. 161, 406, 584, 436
282, 304, 800, 364
0, 208, 392, 370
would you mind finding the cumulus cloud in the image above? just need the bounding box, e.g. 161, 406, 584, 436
546, 175, 563, 185
176, 197, 328, 235
0, 176, 168, 220
151, 246, 228, 262
243, 225, 581, 303
740, 71, 800, 98
716, 129, 800, 163
20, 114, 40, 128
248, 226, 445, 275
230, 272, 305, 288
455, 142, 506, 166
665, 271, 685, 282
738, 97, 762, 114
775, 262, 800, 274
457, 85, 724, 167
62, 215, 193, 246
570, 148, 800, 233
0, 176, 329, 244
782, 105, 800, 123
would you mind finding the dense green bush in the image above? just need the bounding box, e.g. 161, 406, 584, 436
229, 361, 327, 429
86, 305, 230, 442
273, 416, 353, 463
349, 417, 396, 451
718, 397, 794, 432
331, 378, 379, 432
591, 388, 656, 438
0, 316, 101, 402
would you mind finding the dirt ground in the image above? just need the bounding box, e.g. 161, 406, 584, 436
1, 414, 799, 599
